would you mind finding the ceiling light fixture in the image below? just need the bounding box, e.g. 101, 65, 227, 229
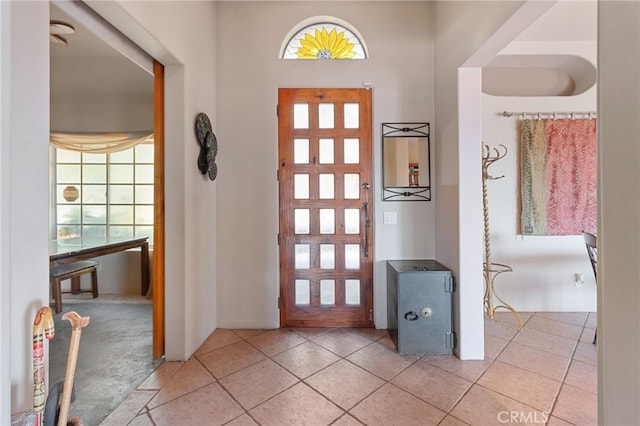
50, 34, 68, 46
50, 21, 75, 35
50, 20, 75, 46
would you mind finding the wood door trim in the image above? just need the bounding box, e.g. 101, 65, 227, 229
153, 59, 165, 359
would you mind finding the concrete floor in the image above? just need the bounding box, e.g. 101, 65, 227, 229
48, 296, 156, 426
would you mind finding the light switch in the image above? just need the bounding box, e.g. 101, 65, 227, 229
383, 211, 397, 225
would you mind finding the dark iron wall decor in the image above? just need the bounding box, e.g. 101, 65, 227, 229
382, 123, 431, 201
195, 112, 218, 181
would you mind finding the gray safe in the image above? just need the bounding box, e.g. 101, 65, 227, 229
387, 260, 456, 355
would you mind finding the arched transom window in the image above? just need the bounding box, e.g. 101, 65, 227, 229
281, 19, 367, 60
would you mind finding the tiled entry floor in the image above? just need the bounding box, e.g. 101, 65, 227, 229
100, 312, 597, 426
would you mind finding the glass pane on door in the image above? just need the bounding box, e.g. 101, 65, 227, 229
344, 138, 360, 164
294, 209, 310, 234
344, 103, 359, 128
344, 174, 360, 199
295, 244, 310, 269
319, 174, 335, 199
320, 280, 335, 305
295, 279, 310, 305
320, 244, 335, 269
294, 174, 310, 199
319, 209, 335, 234
319, 139, 334, 164
344, 209, 359, 234
319, 103, 335, 129
345, 280, 360, 305
294, 139, 310, 164
345, 244, 360, 269
294, 104, 309, 129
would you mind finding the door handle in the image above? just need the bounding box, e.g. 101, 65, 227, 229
363, 202, 370, 259
404, 311, 419, 321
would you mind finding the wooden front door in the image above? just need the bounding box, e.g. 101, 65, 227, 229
278, 88, 373, 327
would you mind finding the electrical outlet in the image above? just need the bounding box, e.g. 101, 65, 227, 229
383, 211, 397, 225
574, 273, 584, 287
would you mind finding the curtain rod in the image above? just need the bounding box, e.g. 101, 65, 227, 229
499, 110, 596, 119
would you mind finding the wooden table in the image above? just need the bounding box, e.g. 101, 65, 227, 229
50, 237, 150, 296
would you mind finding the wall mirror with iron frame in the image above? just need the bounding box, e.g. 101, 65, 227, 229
382, 122, 431, 201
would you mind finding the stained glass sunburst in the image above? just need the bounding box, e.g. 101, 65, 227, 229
283, 23, 366, 60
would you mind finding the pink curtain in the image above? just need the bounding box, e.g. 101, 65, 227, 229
520, 118, 596, 236
545, 119, 597, 235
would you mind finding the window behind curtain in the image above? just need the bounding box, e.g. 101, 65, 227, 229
54, 143, 154, 244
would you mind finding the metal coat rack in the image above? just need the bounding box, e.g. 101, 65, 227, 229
482, 143, 522, 331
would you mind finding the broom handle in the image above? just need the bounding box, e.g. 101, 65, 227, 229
58, 312, 90, 426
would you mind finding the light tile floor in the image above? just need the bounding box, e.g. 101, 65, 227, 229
100, 312, 597, 426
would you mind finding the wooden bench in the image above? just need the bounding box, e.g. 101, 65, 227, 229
50, 260, 98, 314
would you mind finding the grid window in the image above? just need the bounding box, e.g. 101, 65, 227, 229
54, 143, 154, 244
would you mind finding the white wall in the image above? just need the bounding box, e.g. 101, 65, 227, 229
60, 0, 219, 359
434, 0, 525, 359
481, 40, 597, 312
91, 0, 219, 360
1, 1, 51, 417
55, 251, 151, 295
215, 1, 436, 329
50, 104, 152, 132
598, 2, 640, 423
0, 1, 10, 423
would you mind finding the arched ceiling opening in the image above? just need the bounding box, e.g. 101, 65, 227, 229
483, 54, 596, 96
